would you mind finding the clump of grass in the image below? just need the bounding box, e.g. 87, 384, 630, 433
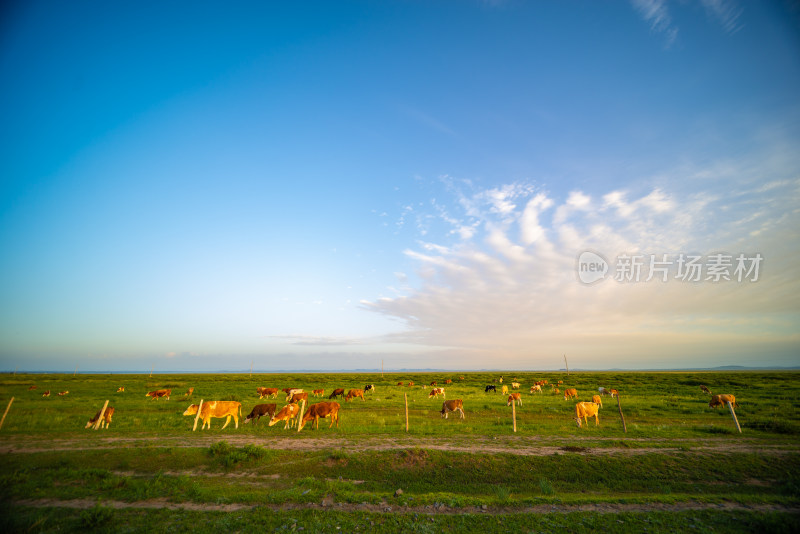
79, 503, 114, 528
208, 441, 268, 468
539, 477, 555, 495
493, 485, 510, 503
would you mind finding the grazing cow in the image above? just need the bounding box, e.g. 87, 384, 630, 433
709, 394, 739, 409
184, 387, 194, 397
58, 391, 69, 396
459, 376, 465, 380
445, 379, 452, 385
511, 382, 521, 389
116, 387, 125, 393
530, 385, 542, 394
598, 387, 611, 396
700, 385, 712, 395
28, 385, 37, 390
485, 385, 496, 393
575, 402, 600, 428
592, 394, 603, 407
146, 389, 171, 400
440, 399, 465, 419
257, 387, 278, 399
290, 392, 309, 404
284, 389, 304, 402
553, 388, 560, 395
557, 380, 563, 385
428, 387, 445, 399
299, 401, 340, 430
42, 390, 50, 397
610, 389, 619, 398
430, 381, 437, 387
85, 407, 114, 429
328, 388, 345, 400
268, 403, 300, 429
501, 385, 509, 395
243, 403, 277, 425
312, 389, 325, 397
563, 388, 578, 400
499, 377, 504, 383
397, 382, 403, 386
364, 384, 375, 393
407, 381, 414, 387
507, 393, 522, 406
183, 401, 242, 430
345, 389, 365, 402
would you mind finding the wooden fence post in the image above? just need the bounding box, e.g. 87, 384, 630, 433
512, 400, 517, 433
93, 400, 109, 430
193, 400, 204, 431
297, 400, 306, 432
0, 397, 15, 430
404, 393, 409, 432
727, 401, 742, 433
616, 393, 627, 433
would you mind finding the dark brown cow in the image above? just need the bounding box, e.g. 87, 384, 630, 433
244, 404, 277, 425
328, 388, 345, 399
440, 399, 465, 419
700, 385, 712, 395
289, 392, 309, 404
85, 407, 115, 429
28, 385, 37, 390
298, 401, 340, 430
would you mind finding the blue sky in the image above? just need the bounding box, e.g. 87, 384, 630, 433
1, 1, 798, 371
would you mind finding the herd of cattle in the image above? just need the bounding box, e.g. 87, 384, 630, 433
31, 378, 737, 431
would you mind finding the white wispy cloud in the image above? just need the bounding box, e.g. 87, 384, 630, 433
631, 0, 678, 47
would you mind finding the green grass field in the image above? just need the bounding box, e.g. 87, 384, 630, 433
1, 371, 798, 533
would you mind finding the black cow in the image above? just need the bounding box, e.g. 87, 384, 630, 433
484, 385, 496, 393
328, 388, 345, 399
243, 404, 277, 425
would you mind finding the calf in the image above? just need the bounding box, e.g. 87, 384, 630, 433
440, 399, 465, 419
485, 385, 496, 393
298, 401, 340, 430
85, 407, 115, 429
244, 404, 277, 425
328, 388, 345, 399
530, 385, 542, 394
507, 393, 522, 406
290, 392, 309, 404
345, 389, 365, 402
563, 388, 578, 400
428, 387, 445, 399
312, 389, 325, 397
268, 404, 300, 429
257, 387, 278, 399
592, 394, 603, 408
146, 389, 171, 400
709, 394, 738, 408
575, 402, 600, 428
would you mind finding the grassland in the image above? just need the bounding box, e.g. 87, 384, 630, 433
1, 370, 798, 533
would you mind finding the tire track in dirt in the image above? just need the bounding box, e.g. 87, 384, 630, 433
11, 498, 800, 515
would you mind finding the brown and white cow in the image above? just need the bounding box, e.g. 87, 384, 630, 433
312, 389, 325, 397
243, 403, 277, 425
700, 385, 712, 395
592, 394, 603, 408
268, 403, 300, 429
428, 387, 445, 399
441, 399, 465, 419
507, 393, 522, 406
183, 401, 242, 430
58, 391, 69, 396
328, 388, 345, 399
284, 388, 304, 402
530, 385, 542, 394
575, 402, 600, 428
430, 381, 437, 386
42, 390, 50, 397
28, 385, 37, 390
445, 379, 452, 385
563, 388, 578, 400
397, 382, 404, 386
345, 389, 365, 402
407, 381, 414, 387
298, 401, 340, 430
116, 387, 125, 393
709, 394, 738, 408
257, 387, 278, 399
184, 387, 194, 397
609, 389, 619, 397
85, 407, 115, 429
146, 389, 171, 400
